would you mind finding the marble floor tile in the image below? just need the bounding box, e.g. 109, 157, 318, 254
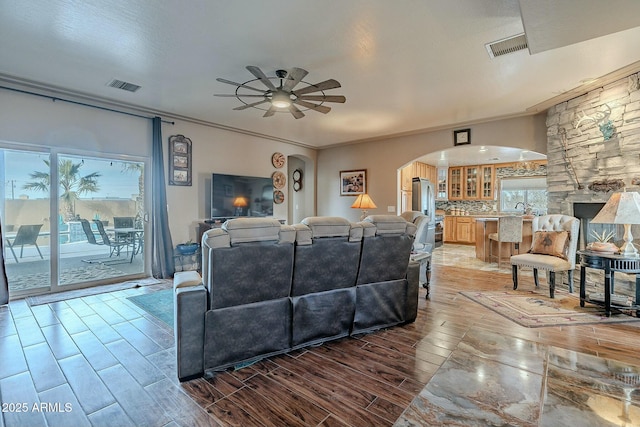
396, 328, 640, 427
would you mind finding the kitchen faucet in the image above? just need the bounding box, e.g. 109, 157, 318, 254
514, 202, 525, 210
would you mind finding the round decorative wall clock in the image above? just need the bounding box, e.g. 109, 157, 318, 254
272, 171, 286, 189
271, 152, 286, 168
273, 190, 285, 204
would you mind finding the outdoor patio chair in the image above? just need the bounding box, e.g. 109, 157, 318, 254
93, 219, 131, 258
80, 219, 130, 264
5, 224, 44, 263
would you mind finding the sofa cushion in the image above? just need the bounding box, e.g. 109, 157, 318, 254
223, 218, 283, 244
364, 215, 417, 236
302, 216, 352, 238
529, 230, 569, 260
173, 271, 202, 289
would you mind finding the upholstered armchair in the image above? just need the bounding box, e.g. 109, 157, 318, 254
510, 214, 580, 298
400, 210, 432, 253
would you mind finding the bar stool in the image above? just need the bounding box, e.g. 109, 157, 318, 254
489, 216, 523, 269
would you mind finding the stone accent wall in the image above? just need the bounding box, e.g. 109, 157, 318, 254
546, 73, 640, 215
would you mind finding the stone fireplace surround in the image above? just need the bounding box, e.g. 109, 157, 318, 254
545, 73, 640, 295
546, 72, 640, 249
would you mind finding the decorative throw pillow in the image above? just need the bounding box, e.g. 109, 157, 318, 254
529, 231, 569, 260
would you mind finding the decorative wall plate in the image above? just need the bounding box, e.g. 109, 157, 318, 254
273, 190, 285, 204
272, 171, 286, 189
292, 168, 303, 192
271, 152, 285, 168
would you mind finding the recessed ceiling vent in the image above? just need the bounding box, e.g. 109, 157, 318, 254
485, 33, 528, 58
107, 79, 141, 92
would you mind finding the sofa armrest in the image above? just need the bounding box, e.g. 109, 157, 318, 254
405, 261, 420, 323
174, 283, 207, 381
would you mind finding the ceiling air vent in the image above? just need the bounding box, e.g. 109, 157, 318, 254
107, 79, 141, 92
485, 33, 528, 58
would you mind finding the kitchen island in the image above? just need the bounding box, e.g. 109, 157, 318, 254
474, 217, 534, 263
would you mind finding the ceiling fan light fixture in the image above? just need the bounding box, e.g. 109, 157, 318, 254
271, 90, 291, 108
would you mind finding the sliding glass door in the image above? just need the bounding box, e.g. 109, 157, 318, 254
1, 145, 147, 298
1, 148, 52, 294
56, 154, 146, 288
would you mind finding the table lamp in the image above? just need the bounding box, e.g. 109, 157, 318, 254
351, 194, 377, 221
591, 191, 640, 256
232, 196, 248, 216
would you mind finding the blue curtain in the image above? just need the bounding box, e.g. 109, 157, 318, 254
151, 116, 175, 278
0, 218, 8, 305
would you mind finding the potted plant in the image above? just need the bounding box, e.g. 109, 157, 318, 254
588, 230, 618, 253
176, 240, 199, 255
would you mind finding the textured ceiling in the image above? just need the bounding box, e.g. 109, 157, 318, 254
1, 0, 640, 149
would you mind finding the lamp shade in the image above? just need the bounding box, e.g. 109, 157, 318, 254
591, 191, 640, 256
591, 192, 640, 225
351, 194, 377, 210
232, 196, 248, 208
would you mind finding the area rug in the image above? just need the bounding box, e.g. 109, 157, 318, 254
127, 288, 173, 328
460, 289, 639, 328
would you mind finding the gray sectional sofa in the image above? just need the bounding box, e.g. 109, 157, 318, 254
173, 215, 419, 381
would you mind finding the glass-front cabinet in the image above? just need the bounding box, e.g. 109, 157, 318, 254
464, 166, 479, 199
480, 164, 495, 200
436, 167, 448, 200
448, 167, 462, 200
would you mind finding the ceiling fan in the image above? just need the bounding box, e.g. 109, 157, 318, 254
215, 66, 346, 119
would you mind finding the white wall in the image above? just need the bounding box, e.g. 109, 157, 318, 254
0, 89, 316, 246
316, 114, 547, 222
0, 87, 546, 246
161, 120, 316, 242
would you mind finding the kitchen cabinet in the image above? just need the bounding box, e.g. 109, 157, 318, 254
444, 217, 456, 242
455, 217, 475, 243
401, 164, 414, 191
480, 165, 495, 200
464, 166, 479, 199
443, 216, 475, 244
401, 161, 437, 192
448, 167, 463, 200
436, 167, 448, 200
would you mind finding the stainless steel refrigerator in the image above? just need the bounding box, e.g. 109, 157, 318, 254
411, 177, 436, 251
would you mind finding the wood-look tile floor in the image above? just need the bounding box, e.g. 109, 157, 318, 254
1, 245, 640, 426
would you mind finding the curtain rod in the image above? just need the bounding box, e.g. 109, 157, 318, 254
0, 85, 175, 125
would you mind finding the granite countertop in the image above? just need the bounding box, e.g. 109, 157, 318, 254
444, 214, 535, 220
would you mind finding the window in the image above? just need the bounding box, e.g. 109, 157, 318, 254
500, 177, 547, 214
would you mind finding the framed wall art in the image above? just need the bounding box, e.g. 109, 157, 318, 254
340, 169, 367, 196
169, 134, 192, 186
453, 128, 471, 146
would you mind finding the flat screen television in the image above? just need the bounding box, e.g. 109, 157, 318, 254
210, 173, 274, 219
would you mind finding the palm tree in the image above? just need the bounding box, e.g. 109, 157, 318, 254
120, 162, 144, 223
24, 159, 101, 221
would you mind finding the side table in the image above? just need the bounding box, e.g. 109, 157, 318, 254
174, 247, 201, 273
410, 251, 431, 299
578, 250, 640, 317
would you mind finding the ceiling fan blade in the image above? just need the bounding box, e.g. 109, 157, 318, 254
293, 79, 342, 95
298, 95, 346, 103
233, 99, 269, 110
215, 94, 265, 97
263, 106, 277, 117
246, 66, 277, 91
293, 99, 331, 114
216, 78, 265, 94
288, 104, 305, 119
282, 67, 308, 91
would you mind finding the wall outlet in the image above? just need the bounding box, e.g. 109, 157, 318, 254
387, 206, 395, 212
